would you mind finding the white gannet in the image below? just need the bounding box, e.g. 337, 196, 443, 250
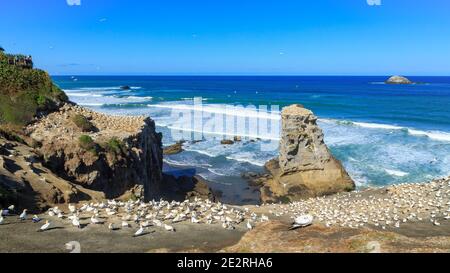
164, 224, 175, 232
38, 220, 51, 232
152, 219, 163, 227
19, 209, 28, 220
72, 217, 81, 229
133, 225, 145, 237
108, 223, 118, 230
191, 216, 200, 224
91, 215, 101, 224
246, 220, 253, 230
0, 215, 4, 225
8, 205, 14, 212
121, 221, 130, 228
32, 215, 41, 223
291, 214, 314, 230
68, 204, 76, 213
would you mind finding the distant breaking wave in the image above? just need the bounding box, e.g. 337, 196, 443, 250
319, 119, 450, 142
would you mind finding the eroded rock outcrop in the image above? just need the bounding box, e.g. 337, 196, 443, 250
25, 104, 164, 201
1, 138, 104, 211
259, 104, 355, 203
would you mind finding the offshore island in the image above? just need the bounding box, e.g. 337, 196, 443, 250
1, 49, 450, 253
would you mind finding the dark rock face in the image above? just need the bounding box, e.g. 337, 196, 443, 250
120, 85, 131, 90
259, 104, 355, 203
385, 75, 412, 84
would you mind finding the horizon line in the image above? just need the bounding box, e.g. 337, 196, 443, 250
50, 74, 450, 77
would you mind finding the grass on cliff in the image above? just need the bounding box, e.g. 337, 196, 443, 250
72, 114, 95, 132
78, 135, 98, 155
104, 137, 125, 155
0, 51, 68, 127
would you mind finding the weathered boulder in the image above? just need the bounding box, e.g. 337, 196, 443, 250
221, 139, 234, 145
386, 75, 412, 84
260, 104, 355, 203
163, 141, 184, 155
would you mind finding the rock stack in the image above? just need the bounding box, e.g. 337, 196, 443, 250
260, 104, 355, 203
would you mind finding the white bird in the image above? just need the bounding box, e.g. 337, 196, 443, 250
191, 216, 200, 223
72, 217, 81, 228
38, 220, 51, 232
108, 223, 117, 230
164, 224, 175, 232
91, 215, 101, 224
291, 214, 314, 230
8, 205, 14, 212
68, 204, 76, 213
246, 220, 253, 230
152, 219, 163, 227
121, 221, 130, 228
19, 209, 28, 220
133, 225, 145, 237
0, 215, 4, 225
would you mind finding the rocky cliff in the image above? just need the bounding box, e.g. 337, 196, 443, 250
25, 104, 164, 201
259, 104, 355, 203
0, 49, 214, 211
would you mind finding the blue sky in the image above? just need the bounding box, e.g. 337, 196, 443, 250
1, 0, 449, 75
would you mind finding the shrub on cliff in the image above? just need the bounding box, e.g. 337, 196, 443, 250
104, 137, 125, 155
0, 50, 68, 127
78, 135, 98, 155
72, 114, 95, 132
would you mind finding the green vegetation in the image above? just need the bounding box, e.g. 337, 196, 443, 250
78, 135, 98, 155
72, 114, 94, 132
0, 50, 68, 127
104, 137, 125, 155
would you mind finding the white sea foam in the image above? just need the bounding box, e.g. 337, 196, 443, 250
163, 158, 212, 168
384, 168, 409, 177
147, 103, 281, 120
352, 122, 404, 130
207, 168, 228, 176
225, 154, 266, 167
167, 126, 280, 141
320, 118, 450, 142
408, 130, 450, 142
